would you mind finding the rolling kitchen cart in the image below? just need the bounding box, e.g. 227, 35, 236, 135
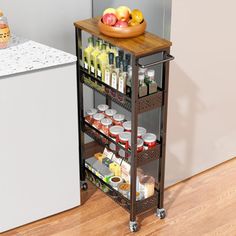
74, 17, 174, 232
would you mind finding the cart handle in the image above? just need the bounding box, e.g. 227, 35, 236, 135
138, 54, 175, 69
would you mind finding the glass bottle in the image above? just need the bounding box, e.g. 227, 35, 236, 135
118, 50, 124, 61
104, 52, 114, 86
111, 56, 120, 90
0, 10, 10, 49
118, 60, 128, 94
90, 40, 100, 77
96, 43, 108, 82
126, 56, 132, 97
146, 70, 158, 94
138, 74, 148, 97
83, 37, 94, 73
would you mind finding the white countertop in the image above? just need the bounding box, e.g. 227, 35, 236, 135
0, 36, 77, 77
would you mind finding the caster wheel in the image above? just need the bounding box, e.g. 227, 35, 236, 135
81, 182, 88, 191
129, 221, 138, 232
157, 208, 166, 219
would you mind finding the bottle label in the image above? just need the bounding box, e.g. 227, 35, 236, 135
111, 73, 117, 89
84, 61, 88, 70
0, 27, 10, 43
91, 65, 95, 73
97, 69, 102, 78
118, 76, 125, 93
105, 69, 110, 85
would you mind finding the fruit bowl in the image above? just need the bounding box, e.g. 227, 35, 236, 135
98, 18, 147, 38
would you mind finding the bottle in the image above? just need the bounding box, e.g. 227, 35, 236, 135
110, 45, 118, 57
96, 44, 108, 82
138, 74, 148, 97
118, 60, 128, 94
146, 70, 158, 94
126, 55, 132, 97
104, 52, 114, 86
111, 56, 120, 89
118, 50, 124, 61
83, 37, 94, 73
90, 40, 100, 77
0, 10, 10, 49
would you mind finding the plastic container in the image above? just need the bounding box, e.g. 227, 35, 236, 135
118, 132, 131, 149
92, 113, 105, 129
113, 114, 125, 126
128, 138, 144, 153
85, 108, 97, 124
0, 11, 10, 49
139, 175, 155, 198
101, 118, 112, 135
142, 133, 157, 150
109, 125, 124, 141
105, 109, 117, 120
123, 121, 131, 132
137, 127, 147, 138
97, 104, 109, 114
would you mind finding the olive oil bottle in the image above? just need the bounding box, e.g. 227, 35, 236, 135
96, 44, 108, 82
83, 37, 94, 73
104, 53, 114, 86
90, 40, 100, 77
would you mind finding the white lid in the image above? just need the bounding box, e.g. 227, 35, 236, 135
128, 138, 144, 147
138, 74, 145, 81
113, 114, 125, 122
101, 118, 112, 126
86, 108, 97, 116
97, 104, 109, 112
93, 113, 105, 121
105, 109, 117, 117
147, 70, 155, 77
109, 125, 124, 135
143, 133, 157, 143
123, 121, 131, 130
119, 132, 131, 142
138, 127, 147, 137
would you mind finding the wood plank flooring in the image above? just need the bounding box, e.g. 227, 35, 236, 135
2, 158, 236, 236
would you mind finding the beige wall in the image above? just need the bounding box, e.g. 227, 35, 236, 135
166, 0, 236, 186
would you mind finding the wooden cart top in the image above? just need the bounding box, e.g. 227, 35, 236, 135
74, 17, 172, 58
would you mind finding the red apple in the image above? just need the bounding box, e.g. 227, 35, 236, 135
103, 8, 117, 16
116, 6, 131, 22
114, 20, 128, 28
102, 13, 118, 26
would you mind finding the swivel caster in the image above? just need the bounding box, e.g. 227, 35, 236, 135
129, 221, 138, 232
156, 208, 166, 219
81, 181, 88, 191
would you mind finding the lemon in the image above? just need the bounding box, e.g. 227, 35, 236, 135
131, 9, 144, 24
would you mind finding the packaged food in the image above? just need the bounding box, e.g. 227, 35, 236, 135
109, 176, 123, 189
139, 74, 148, 97
93, 113, 105, 129
113, 114, 125, 126
142, 133, 157, 150
128, 138, 144, 153
137, 127, 147, 138
123, 121, 131, 132
97, 104, 109, 114
118, 132, 131, 149
101, 118, 112, 135
85, 108, 97, 124
109, 163, 122, 176
105, 109, 117, 120
139, 175, 155, 198
109, 125, 124, 141
94, 152, 105, 162
118, 183, 130, 197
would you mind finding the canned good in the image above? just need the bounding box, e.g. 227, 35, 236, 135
118, 132, 131, 149
142, 133, 157, 150
128, 138, 144, 153
105, 109, 117, 120
97, 104, 109, 114
101, 118, 112, 135
93, 113, 105, 129
113, 114, 125, 126
137, 127, 147, 138
85, 108, 97, 124
109, 126, 124, 141
123, 121, 131, 132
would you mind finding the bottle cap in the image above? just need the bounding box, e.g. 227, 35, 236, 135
119, 132, 131, 142
105, 109, 117, 117
118, 50, 124, 60
109, 52, 114, 65
86, 108, 97, 116
101, 44, 106, 50
123, 121, 131, 131
137, 127, 147, 137
101, 118, 112, 126
113, 114, 125, 122
109, 125, 124, 135
115, 56, 120, 68
147, 70, 155, 77
143, 133, 157, 143
93, 113, 105, 121
97, 104, 109, 112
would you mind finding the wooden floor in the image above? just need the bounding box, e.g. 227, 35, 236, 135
2, 158, 236, 236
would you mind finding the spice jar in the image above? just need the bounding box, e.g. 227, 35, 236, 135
105, 109, 117, 120
97, 104, 109, 114
109, 126, 124, 141
137, 127, 147, 138
101, 118, 112, 135
139, 175, 155, 198
85, 108, 97, 124
128, 138, 144, 153
113, 114, 125, 126
142, 133, 157, 150
118, 132, 131, 149
123, 121, 131, 132
92, 113, 105, 129
0, 11, 10, 49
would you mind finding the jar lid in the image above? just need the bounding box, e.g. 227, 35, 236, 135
128, 138, 144, 147
97, 104, 109, 112
113, 114, 125, 122
123, 121, 131, 130
147, 69, 155, 77
138, 127, 147, 137
86, 108, 97, 116
109, 125, 124, 135
119, 132, 131, 142
143, 133, 157, 143
101, 118, 112, 126
105, 109, 117, 117
93, 113, 105, 121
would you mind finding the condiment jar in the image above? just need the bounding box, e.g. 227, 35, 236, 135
137, 127, 147, 138
105, 109, 117, 120
0, 11, 10, 49
101, 118, 112, 135
113, 114, 125, 126
109, 126, 124, 141
85, 108, 97, 124
118, 132, 131, 149
142, 133, 157, 150
123, 121, 131, 132
128, 138, 144, 153
92, 113, 105, 129
97, 104, 109, 114
139, 175, 155, 198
